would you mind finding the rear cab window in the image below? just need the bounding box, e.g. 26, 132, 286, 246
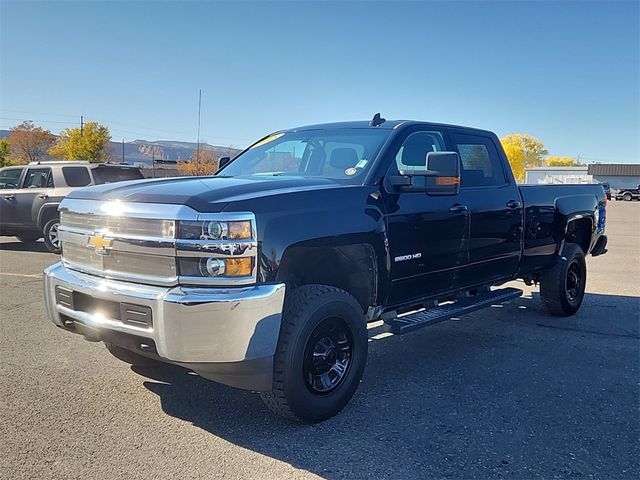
451, 133, 507, 187
0, 167, 25, 189
62, 166, 92, 187
91, 166, 144, 184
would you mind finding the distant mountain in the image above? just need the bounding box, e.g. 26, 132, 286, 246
0, 130, 242, 166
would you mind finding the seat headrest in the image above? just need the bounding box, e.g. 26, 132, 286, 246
402, 142, 434, 167
330, 148, 359, 169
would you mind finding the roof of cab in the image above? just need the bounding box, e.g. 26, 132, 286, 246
282, 119, 495, 135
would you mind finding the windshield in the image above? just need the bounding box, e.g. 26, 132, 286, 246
219, 129, 390, 182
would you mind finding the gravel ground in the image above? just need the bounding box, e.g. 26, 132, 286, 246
1, 201, 638, 480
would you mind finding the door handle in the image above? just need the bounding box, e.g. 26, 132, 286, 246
3, 194, 16, 200
506, 200, 522, 209
38, 194, 49, 199
449, 204, 468, 213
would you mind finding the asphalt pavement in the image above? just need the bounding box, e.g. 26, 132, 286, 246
1, 201, 638, 480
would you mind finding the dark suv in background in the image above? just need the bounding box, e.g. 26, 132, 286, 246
0, 161, 143, 253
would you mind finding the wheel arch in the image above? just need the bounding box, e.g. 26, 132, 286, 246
564, 217, 593, 254
37, 203, 60, 230
276, 242, 379, 315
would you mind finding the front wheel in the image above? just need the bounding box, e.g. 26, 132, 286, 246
260, 285, 368, 423
43, 218, 61, 254
623, 192, 632, 201
540, 243, 586, 316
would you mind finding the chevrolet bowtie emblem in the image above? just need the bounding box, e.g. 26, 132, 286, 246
87, 233, 113, 254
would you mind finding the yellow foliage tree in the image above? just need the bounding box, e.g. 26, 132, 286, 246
500, 133, 548, 181
501, 140, 525, 181
546, 156, 580, 167
49, 122, 111, 162
177, 149, 219, 176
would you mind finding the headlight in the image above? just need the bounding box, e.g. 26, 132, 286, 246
179, 257, 254, 278
179, 220, 252, 240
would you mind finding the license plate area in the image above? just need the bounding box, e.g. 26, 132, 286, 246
55, 287, 153, 329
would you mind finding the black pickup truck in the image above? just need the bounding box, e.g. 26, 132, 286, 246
43, 116, 608, 422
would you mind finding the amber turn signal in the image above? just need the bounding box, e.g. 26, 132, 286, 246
224, 257, 253, 277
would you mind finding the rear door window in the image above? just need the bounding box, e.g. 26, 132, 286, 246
452, 133, 507, 187
0, 167, 24, 189
92, 166, 144, 184
23, 167, 53, 188
62, 166, 92, 187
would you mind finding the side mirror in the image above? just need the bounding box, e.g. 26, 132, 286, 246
391, 151, 460, 195
424, 151, 460, 196
218, 157, 231, 170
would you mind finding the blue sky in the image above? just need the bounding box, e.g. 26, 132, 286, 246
1, 1, 638, 163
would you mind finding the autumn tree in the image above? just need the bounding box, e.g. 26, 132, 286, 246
500, 134, 548, 181
547, 156, 581, 167
7, 121, 55, 164
0, 139, 11, 167
177, 149, 219, 176
49, 121, 111, 162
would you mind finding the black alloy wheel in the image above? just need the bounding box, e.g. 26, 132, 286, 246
303, 317, 353, 396
565, 260, 583, 303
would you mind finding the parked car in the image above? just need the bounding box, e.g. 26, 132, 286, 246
601, 182, 611, 200
0, 161, 144, 253
614, 184, 640, 201
43, 117, 608, 422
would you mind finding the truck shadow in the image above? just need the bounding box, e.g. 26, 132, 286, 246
140, 291, 639, 479
0, 238, 50, 253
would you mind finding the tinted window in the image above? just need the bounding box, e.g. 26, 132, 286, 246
92, 166, 144, 184
24, 168, 53, 188
62, 166, 91, 187
453, 134, 506, 187
0, 168, 24, 189
394, 131, 447, 174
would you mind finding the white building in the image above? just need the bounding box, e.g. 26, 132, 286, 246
524, 166, 593, 185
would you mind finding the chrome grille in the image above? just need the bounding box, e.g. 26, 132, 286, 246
60, 211, 174, 238
62, 243, 177, 281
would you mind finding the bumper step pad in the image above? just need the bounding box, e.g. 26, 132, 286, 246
384, 287, 523, 335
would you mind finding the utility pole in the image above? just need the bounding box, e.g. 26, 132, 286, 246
122, 139, 125, 163
196, 89, 202, 174
80, 115, 84, 136
152, 149, 156, 178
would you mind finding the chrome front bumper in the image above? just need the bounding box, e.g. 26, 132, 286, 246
43, 262, 285, 390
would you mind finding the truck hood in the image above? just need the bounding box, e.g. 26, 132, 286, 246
67, 175, 346, 212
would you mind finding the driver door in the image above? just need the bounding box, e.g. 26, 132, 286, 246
385, 128, 469, 305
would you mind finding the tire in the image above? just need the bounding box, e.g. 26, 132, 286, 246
260, 285, 368, 423
42, 218, 61, 254
623, 192, 632, 201
540, 243, 586, 316
105, 343, 163, 367
16, 232, 41, 243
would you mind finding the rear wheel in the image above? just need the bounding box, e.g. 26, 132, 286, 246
43, 218, 61, 254
260, 285, 368, 423
623, 192, 632, 201
540, 243, 586, 316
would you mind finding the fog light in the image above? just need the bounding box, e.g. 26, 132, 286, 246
199, 258, 226, 277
